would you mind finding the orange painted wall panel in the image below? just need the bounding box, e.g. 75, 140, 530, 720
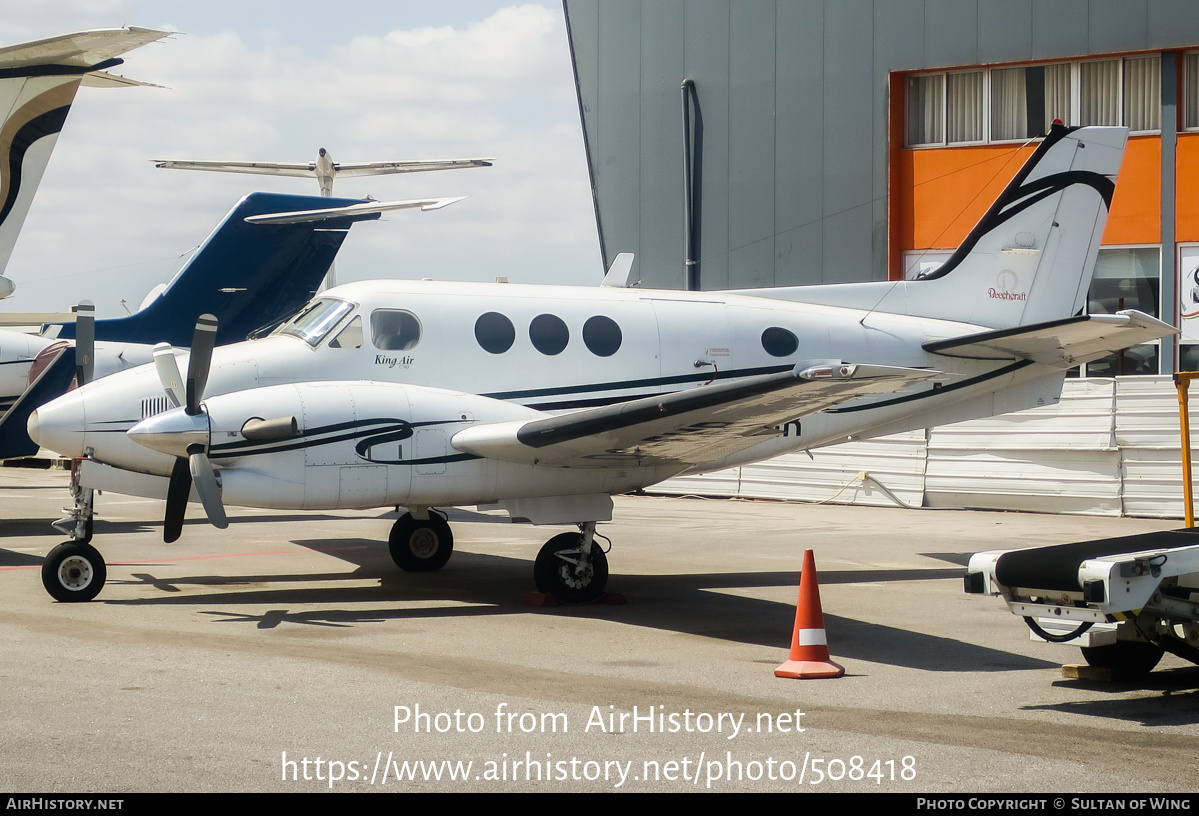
1177, 133, 1199, 242
896, 136, 1163, 256
1104, 136, 1159, 244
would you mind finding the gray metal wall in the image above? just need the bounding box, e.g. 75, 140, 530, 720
564, 0, 1199, 290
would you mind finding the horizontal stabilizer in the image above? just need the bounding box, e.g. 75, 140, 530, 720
923, 309, 1176, 366
334, 158, 493, 176
0, 26, 169, 70
243, 197, 465, 225
152, 158, 492, 177
81, 71, 163, 89
453, 362, 937, 469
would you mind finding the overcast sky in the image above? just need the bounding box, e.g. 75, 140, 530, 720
5, 1, 601, 317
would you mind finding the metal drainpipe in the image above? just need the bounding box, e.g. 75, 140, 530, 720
682, 78, 700, 291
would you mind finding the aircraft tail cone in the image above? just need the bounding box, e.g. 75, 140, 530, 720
775, 549, 845, 679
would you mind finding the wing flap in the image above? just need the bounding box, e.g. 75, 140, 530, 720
923, 310, 1176, 365
452, 362, 937, 469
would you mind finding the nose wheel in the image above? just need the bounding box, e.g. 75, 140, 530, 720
388, 512, 454, 572
533, 529, 609, 604
42, 541, 106, 603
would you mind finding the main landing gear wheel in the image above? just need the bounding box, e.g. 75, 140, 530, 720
42, 541, 106, 603
1080, 641, 1165, 676
388, 513, 454, 572
534, 532, 609, 604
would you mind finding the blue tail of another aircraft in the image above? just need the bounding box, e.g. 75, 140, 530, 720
3, 191, 453, 459
55, 192, 375, 346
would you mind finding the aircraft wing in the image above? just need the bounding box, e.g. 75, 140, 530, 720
923, 309, 1176, 366
0, 26, 169, 70
152, 160, 319, 178
332, 158, 493, 176
452, 362, 937, 469
152, 159, 493, 178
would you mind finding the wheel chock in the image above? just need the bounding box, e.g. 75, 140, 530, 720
775, 549, 845, 679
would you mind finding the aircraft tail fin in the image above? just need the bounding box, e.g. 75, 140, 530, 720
0, 75, 83, 282
896, 123, 1125, 329
0, 27, 168, 291
56, 193, 375, 346
734, 124, 1127, 331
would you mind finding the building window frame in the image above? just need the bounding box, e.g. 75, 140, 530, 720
1081, 244, 1163, 377
905, 54, 1163, 149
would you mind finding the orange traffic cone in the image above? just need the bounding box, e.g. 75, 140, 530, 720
775, 549, 844, 679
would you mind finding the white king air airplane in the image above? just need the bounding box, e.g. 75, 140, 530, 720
28, 124, 1176, 604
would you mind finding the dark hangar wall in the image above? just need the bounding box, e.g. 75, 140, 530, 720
563, 0, 1199, 291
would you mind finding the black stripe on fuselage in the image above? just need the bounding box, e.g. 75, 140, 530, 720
483, 363, 793, 403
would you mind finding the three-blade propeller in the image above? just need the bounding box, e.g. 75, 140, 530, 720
150, 314, 228, 542
73, 301, 95, 386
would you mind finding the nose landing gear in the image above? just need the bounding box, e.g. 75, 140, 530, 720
43, 455, 105, 602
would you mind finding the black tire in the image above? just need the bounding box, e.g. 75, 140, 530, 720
1080, 641, 1164, 676
533, 532, 609, 604
42, 541, 106, 603
388, 513, 453, 572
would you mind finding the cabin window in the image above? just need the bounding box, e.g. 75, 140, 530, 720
529, 314, 569, 355
761, 327, 798, 357
371, 309, 422, 350
328, 315, 363, 349
582, 315, 622, 357
475, 312, 515, 354
279, 298, 354, 346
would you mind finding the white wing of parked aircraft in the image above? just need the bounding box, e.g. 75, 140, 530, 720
154, 149, 490, 288
29, 124, 1178, 606
153, 149, 493, 196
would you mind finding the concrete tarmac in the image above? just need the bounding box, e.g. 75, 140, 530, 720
2, 464, 1197, 793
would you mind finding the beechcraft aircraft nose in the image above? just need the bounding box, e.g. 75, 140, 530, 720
27, 394, 86, 458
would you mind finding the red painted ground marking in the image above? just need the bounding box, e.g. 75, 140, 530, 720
1, 543, 370, 570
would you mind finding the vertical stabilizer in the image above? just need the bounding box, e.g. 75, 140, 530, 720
735, 124, 1128, 331
900, 124, 1126, 329
0, 75, 81, 278
0, 26, 168, 293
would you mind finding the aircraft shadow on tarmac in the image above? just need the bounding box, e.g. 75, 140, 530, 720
85, 528, 1056, 674
1023, 679, 1199, 725
4, 502, 1056, 672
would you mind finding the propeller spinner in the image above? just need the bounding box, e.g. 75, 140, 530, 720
127, 314, 228, 542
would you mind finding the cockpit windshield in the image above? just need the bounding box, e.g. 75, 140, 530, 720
275, 298, 354, 346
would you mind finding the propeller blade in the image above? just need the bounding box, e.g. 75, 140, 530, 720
73, 301, 95, 386
186, 313, 218, 416
164, 456, 192, 543
152, 343, 184, 408
188, 447, 228, 529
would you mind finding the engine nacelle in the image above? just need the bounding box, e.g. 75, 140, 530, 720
204, 381, 539, 510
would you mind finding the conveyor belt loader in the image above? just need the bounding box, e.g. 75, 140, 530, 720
965, 529, 1199, 674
